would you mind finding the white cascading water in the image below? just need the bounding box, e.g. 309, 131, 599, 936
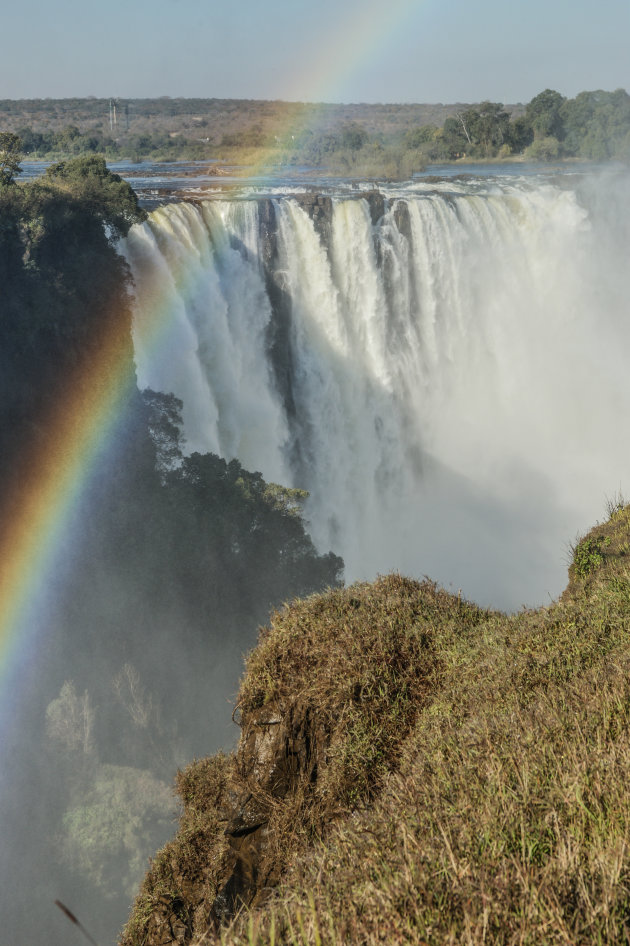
123, 173, 630, 610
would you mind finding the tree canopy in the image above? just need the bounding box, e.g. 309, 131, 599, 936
0, 131, 22, 185
44, 154, 147, 240
426, 87, 630, 162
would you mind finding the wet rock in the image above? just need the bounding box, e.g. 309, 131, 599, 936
393, 199, 412, 241
294, 193, 334, 244
364, 189, 385, 225
208, 702, 324, 928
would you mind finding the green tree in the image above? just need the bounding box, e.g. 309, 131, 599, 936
438, 116, 469, 158
506, 116, 534, 153
461, 102, 511, 154
561, 91, 597, 155
0, 131, 23, 185
526, 89, 566, 140
339, 122, 369, 151
45, 154, 146, 239
404, 125, 436, 149
142, 389, 185, 476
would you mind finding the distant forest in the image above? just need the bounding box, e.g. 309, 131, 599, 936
0, 88, 629, 177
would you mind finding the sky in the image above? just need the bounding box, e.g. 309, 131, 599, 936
2, 0, 629, 104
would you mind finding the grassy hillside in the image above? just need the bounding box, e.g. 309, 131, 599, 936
121, 498, 630, 945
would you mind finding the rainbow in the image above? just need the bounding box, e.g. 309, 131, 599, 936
224, 0, 426, 180
0, 308, 136, 723
290, 0, 425, 105
0, 0, 422, 730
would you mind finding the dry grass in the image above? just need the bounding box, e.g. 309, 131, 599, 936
123, 507, 630, 945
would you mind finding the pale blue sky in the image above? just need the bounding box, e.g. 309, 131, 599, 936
4, 0, 629, 103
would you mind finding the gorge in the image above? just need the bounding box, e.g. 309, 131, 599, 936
3, 160, 630, 946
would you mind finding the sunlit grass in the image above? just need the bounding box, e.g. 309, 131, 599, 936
123, 504, 630, 945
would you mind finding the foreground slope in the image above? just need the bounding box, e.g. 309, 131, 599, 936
123, 501, 630, 945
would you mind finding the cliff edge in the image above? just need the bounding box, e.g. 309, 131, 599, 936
122, 502, 630, 946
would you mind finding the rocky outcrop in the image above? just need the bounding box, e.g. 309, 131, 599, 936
121, 576, 473, 945
211, 701, 322, 925
293, 193, 334, 244
257, 198, 297, 429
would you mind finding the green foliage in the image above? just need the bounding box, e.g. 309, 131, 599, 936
44, 675, 176, 906
464, 101, 511, 153
427, 86, 630, 162
404, 125, 436, 149
338, 121, 369, 151
1, 146, 348, 942
44, 154, 147, 238
221, 123, 267, 148
0, 131, 22, 185
526, 134, 561, 161
142, 389, 186, 476
561, 89, 630, 160
526, 88, 566, 139
428, 103, 514, 159
160, 450, 344, 608
60, 764, 174, 899
262, 482, 309, 518
2, 91, 630, 174
573, 535, 606, 577
507, 114, 534, 151
138, 388, 343, 614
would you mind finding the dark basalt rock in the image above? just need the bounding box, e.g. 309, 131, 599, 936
209, 702, 323, 928
257, 198, 297, 430
293, 193, 334, 245
363, 188, 386, 225
393, 198, 412, 242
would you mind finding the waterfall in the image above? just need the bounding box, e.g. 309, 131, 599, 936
123, 173, 630, 609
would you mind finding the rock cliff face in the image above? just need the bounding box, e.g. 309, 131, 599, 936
211, 699, 320, 925
0, 161, 149, 487
255, 190, 384, 454
121, 576, 478, 945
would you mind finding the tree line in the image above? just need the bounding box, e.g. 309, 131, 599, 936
285, 88, 630, 169
4, 88, 630, 171
427, 88, 630, 161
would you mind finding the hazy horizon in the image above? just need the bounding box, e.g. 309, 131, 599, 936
2, 0, 628, 106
